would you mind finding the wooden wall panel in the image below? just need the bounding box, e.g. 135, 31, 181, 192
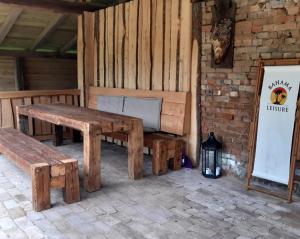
78, 0, 196, 162
0, 57, 16, 91
23, 57, 77, 91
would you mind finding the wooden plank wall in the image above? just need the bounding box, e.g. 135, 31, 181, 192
0, 56, 16, 91
23, 57, 77, 90
78, 0, 198, 163
0, 89, 80, 139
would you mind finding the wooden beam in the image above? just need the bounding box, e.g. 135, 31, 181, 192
0, 7, 22, 44
0, 0, 101, 14
60, 35, 77, 54
0, 49, 76, 59
30, 14, 67, 51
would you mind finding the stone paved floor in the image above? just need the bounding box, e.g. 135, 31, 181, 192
0, 141, 300, 239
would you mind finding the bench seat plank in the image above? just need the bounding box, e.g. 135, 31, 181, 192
0, 128, 67, 174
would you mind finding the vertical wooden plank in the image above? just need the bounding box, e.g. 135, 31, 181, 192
0, 100, 2, 127
188, 1, 202, 166
51, 95, 59, 103
124, 2, 130, 89
138, 0, 151, 90
169, 0, 179, 91
1, 99, 14, 128
115, 4, 124, 89
105, 7, 114, 88
59, 95, 66, 103
24, 97, 33, 135
178, 0, 192, 92
94, 12, 99, 87
66, 95, 73, 105
31, 163, 51, 212
128, 0, 138, 90
84, 12, 95, 106
151, 0, 163, 91
40, 96, 51, 135
77, 15, 85, 107
73, 95, 79, 106
164, 0, 172, 91
99, 10, 105, 87
33, 97, 42, 135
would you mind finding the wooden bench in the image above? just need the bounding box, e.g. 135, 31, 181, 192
0, 128, 80, 211
88, 87, 191, 175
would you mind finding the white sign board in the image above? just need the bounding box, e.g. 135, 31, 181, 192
253, 66, 300, 185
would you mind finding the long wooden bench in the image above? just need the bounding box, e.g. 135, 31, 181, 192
88, 87, 191, 175
0, 128, 80, 211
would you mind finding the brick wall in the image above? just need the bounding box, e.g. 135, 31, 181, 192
201, 0, 300, 177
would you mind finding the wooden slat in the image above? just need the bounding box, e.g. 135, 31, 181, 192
0, 8, 22, 44
123, 2, 130, 89
127, 0, 138, 90
164, 0, 172, 91
32, 97, 42, 135
151, 0, 163, 91
169, 0, 179, 91
178, 0, 192, 92
1, 99, 14, 128
24, 97, 33, 135
115, 4, 124, 88
40, 96, 52, 135
99, 10, 105, 87
105, 7, 114, 88
77, 15, 85, 106
11, 98, 23, 128
138, 0, 151, 90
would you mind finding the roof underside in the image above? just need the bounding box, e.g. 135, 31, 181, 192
0, 0, 131, 57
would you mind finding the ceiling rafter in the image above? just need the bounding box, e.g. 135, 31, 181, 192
0, 0, 101, 14
60, 35, 77, 54
0, 7, 22, 44
30, 14, 67, 51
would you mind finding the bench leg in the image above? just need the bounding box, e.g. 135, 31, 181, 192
61, 159, 80, 203
54, 125, 63, 146
152, 140, 168, 176
169, 141, 183, 171
31, 163, 51, 212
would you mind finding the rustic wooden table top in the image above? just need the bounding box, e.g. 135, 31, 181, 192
17, 104, 138, 133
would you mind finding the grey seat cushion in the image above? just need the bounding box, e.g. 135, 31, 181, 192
97, 96, 124, 114
123, 97, 162, 132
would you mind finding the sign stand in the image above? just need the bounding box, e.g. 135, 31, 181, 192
247, 59, 300, 202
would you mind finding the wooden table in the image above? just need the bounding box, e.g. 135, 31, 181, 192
16, 104, 144, 192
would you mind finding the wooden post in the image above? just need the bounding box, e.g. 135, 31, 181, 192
31, 163, 51, 212
54, 125, 63, 146
83, 126, 101, 192
61, 159, 80, 203
127, 119, 144, 180
152, 140, 168, 176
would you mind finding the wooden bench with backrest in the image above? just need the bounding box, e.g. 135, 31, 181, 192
0, 128, 80, 211
88, 87, 191, 175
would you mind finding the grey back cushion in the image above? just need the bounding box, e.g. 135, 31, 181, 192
97, 96, 124, 114
123, 97, 162, 132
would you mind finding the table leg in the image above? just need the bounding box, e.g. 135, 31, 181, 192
54, 125, 63, 146
83, 130, 101, 192
128, 119, 144, 180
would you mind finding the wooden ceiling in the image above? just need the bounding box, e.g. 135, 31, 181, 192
0, 0, 131, 58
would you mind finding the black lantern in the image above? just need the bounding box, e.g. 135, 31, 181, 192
201, 132, 222, 179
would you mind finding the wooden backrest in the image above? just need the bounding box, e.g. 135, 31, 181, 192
88, 87, 191, 136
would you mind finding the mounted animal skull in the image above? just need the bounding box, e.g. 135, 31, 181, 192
211, 18, 233, 64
